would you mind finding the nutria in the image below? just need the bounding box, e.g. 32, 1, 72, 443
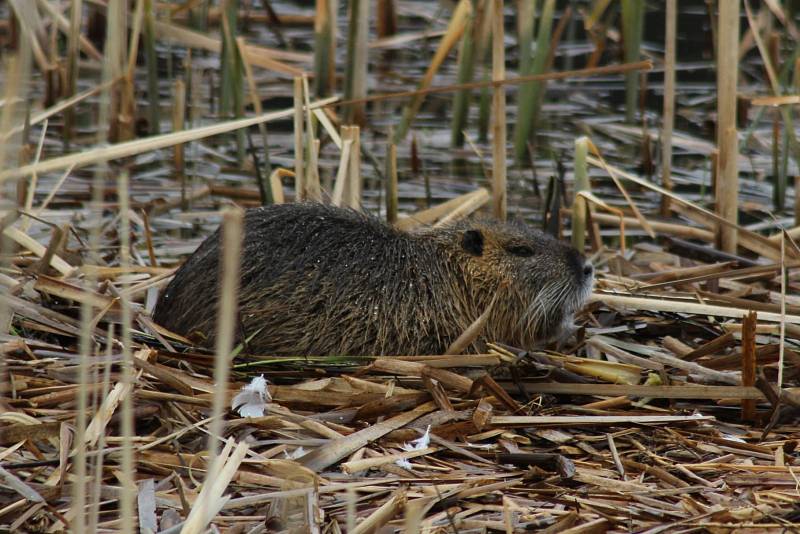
153, 202, 593, 356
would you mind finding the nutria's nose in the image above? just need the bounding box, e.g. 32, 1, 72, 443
583, 262, 594, 279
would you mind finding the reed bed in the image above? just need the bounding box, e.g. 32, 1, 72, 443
1, 1, 800, 532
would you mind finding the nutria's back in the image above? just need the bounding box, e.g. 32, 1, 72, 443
153, 203, 593, 356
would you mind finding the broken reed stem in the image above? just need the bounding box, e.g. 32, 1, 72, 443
347, 126, 362, 209
385, 127, 398, 223
313, 0, 336, 97
660, 0, 676, 217
716, 0, 740, 253
572, 136, 590, 251
344, 0, 368, 125
303, 75, 321, 200
293, 77, 306, 201
332, 126, 353, 206
205, 207, 243, 493
491, 0, 506, 221
741, 310, 757, 421
117, 171, 135, 534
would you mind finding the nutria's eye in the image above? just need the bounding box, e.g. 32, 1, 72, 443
506, 245, 535, 257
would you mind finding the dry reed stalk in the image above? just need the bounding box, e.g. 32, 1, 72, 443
293, 77, 306, 200
385, 128, 398, 224
592, 292, 800, 325
35, 0, 101, 61
350, 489, 406, 533
7, 1, 50, 73
332, 126, 354, 206
344, 0, 369, 125
490, 0, 506, 221
313, 0, 336, 97
660, 0, 677, 217
394, 0, 472, 142
204, 207, 243, 497
590, 212, 713, 241
588, 139, 654, 238
434, 188, 492, 226
716, 0, 740, 253
2, 79, 117, 141
445, 292, 498, 354
269, 169, 291, 204
312, 107, 341, 147
395, 188, 489, 230
182, 439, 249, 534
153, 20, 307, 75
87, 326, 114, 532
571, 136, 589, 251
117, 171, 135, 534
300, 401, 436, 472
302, 75, 321, 201
342, 449, 435, 474
71, 141, 104, 534
585, 156, 792, 260
0, 94, 337, 182
346, 126, 362, 209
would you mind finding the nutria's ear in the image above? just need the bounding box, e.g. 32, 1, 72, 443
461, 229, 484, 256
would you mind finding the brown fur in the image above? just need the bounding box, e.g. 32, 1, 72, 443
153, 203, 593, 356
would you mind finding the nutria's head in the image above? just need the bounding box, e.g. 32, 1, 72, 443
428, 219, 594, 348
